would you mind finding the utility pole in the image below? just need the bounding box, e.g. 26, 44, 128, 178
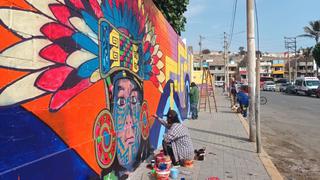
284, 37, 297, 82
223, 32, 229, 92
256, 51, 261, 153
247, 0, 256, 142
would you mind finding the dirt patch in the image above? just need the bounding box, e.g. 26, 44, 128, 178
262, 131, 320, 180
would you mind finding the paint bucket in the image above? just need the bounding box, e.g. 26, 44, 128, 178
183, 160, 193, 168
156, 168, 170, 180
158, 163, 167, 170
170, 168, 179, 179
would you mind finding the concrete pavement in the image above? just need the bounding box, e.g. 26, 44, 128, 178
131, 90, 280, 180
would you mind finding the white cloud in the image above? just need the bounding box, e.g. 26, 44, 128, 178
184, 4, 206, 18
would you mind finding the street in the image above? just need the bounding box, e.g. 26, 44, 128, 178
260, 91, 320, 180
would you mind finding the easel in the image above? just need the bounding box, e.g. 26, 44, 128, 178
198, 67, 218, 113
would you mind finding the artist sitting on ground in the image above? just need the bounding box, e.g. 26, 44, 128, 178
153, 109, 194, 166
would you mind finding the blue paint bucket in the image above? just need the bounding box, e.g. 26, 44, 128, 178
170, 168, 179, 179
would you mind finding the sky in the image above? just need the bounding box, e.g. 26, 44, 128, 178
181, 0, 320, 53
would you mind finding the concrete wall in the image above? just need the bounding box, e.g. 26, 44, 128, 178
0, 0, 191, 179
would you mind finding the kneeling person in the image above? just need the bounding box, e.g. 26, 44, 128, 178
154, 110, 194, 166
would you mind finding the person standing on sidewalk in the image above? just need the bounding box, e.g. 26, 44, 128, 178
153, 110, 194, 166
190, 82, 199, 119
237, 86, 249, 117
230, 79, 237, 107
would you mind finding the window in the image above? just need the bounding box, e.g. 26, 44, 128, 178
218, 66, 222, 70
230, 67, 236, 71
275, 67, 282, 71
306, 80, 319, 86
295, 80, 302, 86
210, 66, 215, 70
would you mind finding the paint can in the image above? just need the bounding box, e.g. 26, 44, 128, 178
170, 168, 179, 179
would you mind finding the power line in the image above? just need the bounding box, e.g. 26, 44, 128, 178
228, 0, 238, 50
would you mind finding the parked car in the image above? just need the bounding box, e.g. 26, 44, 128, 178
316, 85, 320, 98
263, 81, 276, 91
275, 79, 288, 92
295, 77, 320, 96
285, 84, 296, 94
279, 83, 290, 92
215, 81, 224, 87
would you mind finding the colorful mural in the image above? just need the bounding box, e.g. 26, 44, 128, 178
0, 0, 192, 179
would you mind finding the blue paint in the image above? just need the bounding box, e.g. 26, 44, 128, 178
149, 80, 186, 149
99, 21, 111, 75
103, 131, 110, 145
72, 32, 98, 55
77, 58, 99, 78
144, 52, 151, 62
81, 11, 99, 34
101, 2, 114, 24
0, 106, 98, 179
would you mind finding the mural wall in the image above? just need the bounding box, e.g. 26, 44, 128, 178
0, 0, 191, 179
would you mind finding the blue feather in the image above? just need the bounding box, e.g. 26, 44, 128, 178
77, 58, 99, 78
81, 11, 99, 34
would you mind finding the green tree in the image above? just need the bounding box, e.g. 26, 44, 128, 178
312, 43, 320, 77
202, 49, 210, 54
299, 20, 320, 43
301, 47, 313, 60
152, 0, 189, 35
238, 46, 246, 55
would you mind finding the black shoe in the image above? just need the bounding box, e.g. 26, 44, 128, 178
172, 161, 180, 167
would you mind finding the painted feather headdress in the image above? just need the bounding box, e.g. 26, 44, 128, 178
0, 0, 165, 112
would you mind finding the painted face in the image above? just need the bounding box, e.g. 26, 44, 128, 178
113, 78, 141, 169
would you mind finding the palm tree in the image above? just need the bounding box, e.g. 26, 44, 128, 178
312, 44, 320, 77
299, 20, 320, 43
299, 20, 320, 76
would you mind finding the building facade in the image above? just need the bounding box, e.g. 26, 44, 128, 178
272, 60, 285, 79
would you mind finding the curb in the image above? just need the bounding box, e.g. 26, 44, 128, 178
236, 113, 283, 180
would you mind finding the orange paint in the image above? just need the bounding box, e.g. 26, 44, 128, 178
0, 0, 36, 11
0, 68, 28, 89
22, 81, 107, 173
144, 81, 160, 115
0, 25, 22, 52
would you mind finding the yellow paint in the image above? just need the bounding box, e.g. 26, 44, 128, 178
170, 83, 174, 108
178, 43, 188, 93
132, 44, 139, 73
165, 56, 178, 89
192, 71, 203, 84
109, 29, 120, 67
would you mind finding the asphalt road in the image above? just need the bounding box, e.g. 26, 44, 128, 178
260, 91, 320, 180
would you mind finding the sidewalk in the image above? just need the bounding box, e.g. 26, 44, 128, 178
131, 90, 277, 180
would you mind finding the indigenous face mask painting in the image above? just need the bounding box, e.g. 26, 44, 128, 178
0, 0, 192, 179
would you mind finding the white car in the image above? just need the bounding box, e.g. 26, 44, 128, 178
295, 77, 320, 96
215, 81, 224, 87
263, 81, 276, 91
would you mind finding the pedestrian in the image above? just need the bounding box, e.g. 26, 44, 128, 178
236, 86, 249, 117
230, 80, 237, 107
153, 109, 194, 166
222, 82, 225, 93
189, 82, 199, 119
